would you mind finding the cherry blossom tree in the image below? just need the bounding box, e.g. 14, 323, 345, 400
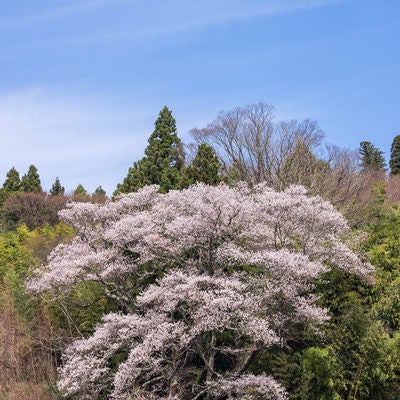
27, 183, 373, 399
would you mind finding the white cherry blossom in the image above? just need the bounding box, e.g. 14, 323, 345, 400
27, 183, 373, 399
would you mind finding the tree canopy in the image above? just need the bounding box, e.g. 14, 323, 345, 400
184, 143, 221, 186
2, 167, 21, 192
390, 135, 400, 175
74, 183, 88, 196
50, 177, 65, 196
28, 183, 372, 399
359, 141, 386, 171
21, 165, 42, 192
115, 106, 185, 195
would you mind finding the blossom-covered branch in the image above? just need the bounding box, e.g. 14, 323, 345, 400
27, 183, 373, 399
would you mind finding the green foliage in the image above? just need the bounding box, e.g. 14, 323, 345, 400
0, 226, 34, 282
46, 281, 117, 337
359, 141, 386, 171
292, 323, 400, 400
338, 207, 400, 397
352, 323, 400, 399
143, 106, 184, 191
115, 106, 185, 195
74, 183, 87, 196
361, 207, 400, 331
0, 224, 74, 314
298, 347, 342, 400
3, 223, 111, 367
276, 140, 331, 195
183, 143, 221, 186
372, 276, 400, 331
23, 223, 75, 262
0, 228, 40, 347
50, 177, 65, 196
390, 135, 400, 175
0, 224, 79, 396
0, 221, 111, 394
21, 164, 42, 192
92, 186, 108, 203
4, 267, 36, 324
0, 223, 75, 330
115, 161, 146, 195
3, 167, 22, 192
94, 185, 106, 196
313, 261, 400, 397
243, 256, 400, 400
0, 224, 114, 338
292, 285, 400, 399
0, 167, 22, 209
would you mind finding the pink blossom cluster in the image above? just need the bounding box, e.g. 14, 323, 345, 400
209, 374, 288, 400
27, 183, 373, 399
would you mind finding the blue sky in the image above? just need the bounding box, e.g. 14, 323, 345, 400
0, 0, 399, 195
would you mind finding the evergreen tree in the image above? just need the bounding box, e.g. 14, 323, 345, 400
115, 107, 185, 195
93, 186, 106, 196
389, 135, 400, 175
21, 165, 42, 192
2, 167, 21, 192
359, 141, 386, 171
115, 161, 146, 196
280, 140, 328, 189
74, 184, 87, 196
142, 106, 184, 192
184, 143, 221, 186
50, 177, 65, 196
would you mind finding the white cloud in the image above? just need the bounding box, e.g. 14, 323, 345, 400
0, 0, 343, 46
0, 88, 153, 194
0, 0, 129, 30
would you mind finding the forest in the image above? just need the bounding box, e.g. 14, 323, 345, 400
1, 104, 400, 400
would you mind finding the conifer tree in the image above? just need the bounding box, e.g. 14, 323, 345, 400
184, 143, 221, 186
92, 185, 107, 203
389, 135, 400, 175
50, 177, 65, 196
21, 165, 42, 192
115, 107, 185, 195
359, 141, 386, 171
2, 167, 21, 192
142, 106, 184, 191
74, 184, 87, 196
94, 186, 106, 196
115, 161, 146, 196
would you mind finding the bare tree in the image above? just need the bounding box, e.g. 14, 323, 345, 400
190, 105, 261, 183
317, 145, 361, 207
271, 119, 324, 190
189, 103, 377, 224
183, 142, 198, 166
190, 102, 323, 188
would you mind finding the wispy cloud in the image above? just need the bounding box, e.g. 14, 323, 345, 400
83, 0, 342, 45
0, 0, 342, 47
0, 88, 154, 194
0, 0, 129, 30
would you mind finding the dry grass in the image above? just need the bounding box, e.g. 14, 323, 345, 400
0, 383, 54, 400
0, 285, 57, 400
